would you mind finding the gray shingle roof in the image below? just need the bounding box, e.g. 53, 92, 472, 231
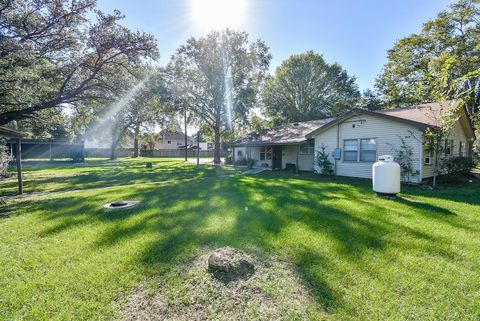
377, 101, 460, 127
233, 118, 335, 146
235, 101, 470, 146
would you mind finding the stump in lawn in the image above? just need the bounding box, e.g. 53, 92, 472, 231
208, 247, 254, 282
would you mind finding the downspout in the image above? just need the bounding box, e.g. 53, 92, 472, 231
335, 124, 340, 175
418, 132, 423, 183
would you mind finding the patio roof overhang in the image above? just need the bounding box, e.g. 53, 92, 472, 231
0, 126, 24, 139
232, 140, 307, 147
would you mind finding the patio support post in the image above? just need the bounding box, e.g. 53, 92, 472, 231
232, 146, 235, 165
15, 138, 23, 194
296, 144, 299, 175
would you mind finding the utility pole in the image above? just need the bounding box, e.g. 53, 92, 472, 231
184, 109, 188, 162
197, 131, 200, 167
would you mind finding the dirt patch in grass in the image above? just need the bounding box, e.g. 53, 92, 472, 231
121, 248, 323, 321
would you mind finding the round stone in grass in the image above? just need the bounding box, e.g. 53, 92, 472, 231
208, 247, 254, 281
103, 200, 139, 210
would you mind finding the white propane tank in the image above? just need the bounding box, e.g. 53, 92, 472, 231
372, 155, 401, 196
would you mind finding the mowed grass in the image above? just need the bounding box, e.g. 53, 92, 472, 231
0, 157, 237, 196
1, 158, 479, 320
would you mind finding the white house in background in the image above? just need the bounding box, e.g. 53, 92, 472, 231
151, 130, 194, 150
198, 141, 214, 150
233, 102, 475, 183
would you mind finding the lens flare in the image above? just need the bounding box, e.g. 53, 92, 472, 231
191, 0, 247, 32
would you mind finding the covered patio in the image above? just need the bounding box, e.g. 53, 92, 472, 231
231, 119, 331, 173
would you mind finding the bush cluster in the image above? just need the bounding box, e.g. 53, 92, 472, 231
441, 156, 476, 176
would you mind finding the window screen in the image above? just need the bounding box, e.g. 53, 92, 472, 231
360, 138, 377, 162
344, 139, 358, 162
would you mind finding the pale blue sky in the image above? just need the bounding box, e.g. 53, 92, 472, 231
97, 0, 452, 91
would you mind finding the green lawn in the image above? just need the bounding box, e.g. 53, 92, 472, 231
1, 158, 479, 320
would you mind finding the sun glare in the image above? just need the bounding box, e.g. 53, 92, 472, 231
191, 0, 247, 32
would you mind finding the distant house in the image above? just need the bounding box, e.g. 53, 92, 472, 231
148, 130, 194, 150
233, 102, 475, 182
146, 130, 214, 150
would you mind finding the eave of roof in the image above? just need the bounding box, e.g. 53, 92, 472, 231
0, 126, 24, 139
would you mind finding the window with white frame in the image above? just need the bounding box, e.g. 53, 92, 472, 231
360, 138, 377, 162
237, 150, 243, 157
425, 151, 433, 165
344, 139, 358, 162
444, 139, 453, 156
459, 141, 465, 157
300, 139, 315, 154
260, 146, 272, 160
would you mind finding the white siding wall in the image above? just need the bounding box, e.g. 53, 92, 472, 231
155, 139, 186, 149
282, 145, 314, 171
233, 146, 267, 166
313, 114, 424, 183
233, 145, 313, 170
422, 120, 469, 179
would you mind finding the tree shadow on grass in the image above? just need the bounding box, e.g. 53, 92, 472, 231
393, 196, 455, 216
23, 170, 476, 316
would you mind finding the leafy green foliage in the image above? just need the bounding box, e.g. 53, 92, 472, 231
391, 136, 419, 182
376, 0, 480, 115
0, 0, 159, 127
166, 29, 271, 163
315, 144, 334, 175
263, 51, 360, 124
358, 89, 385, 111
441, 156, 476, 176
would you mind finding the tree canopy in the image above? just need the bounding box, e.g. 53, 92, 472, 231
0, 0, 159, 126
375, 0, 480, 118
262, 51, 360, 125
166, 29, 271, 163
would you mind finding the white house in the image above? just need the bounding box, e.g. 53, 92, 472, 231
233, 102, 475, 182
150, 131, 194, 150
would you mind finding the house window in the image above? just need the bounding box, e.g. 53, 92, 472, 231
425, 151, 433, 165
360, 138, 377, 162
300, 139, 314, 154
344, 139, 358, 162
260, 146, 272, 160
207, 143, 213, 149
459, 141, 465, 157
167, 140, 171, 144
237, 150, 243, 157
177, 142, 183, 146
444, 139, 453, 156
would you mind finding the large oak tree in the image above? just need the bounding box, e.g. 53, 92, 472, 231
262, 51, 360, 125
0, 0, 159, 126
166, 29, 271, 164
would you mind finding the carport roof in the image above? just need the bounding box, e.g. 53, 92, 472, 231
0, 126, 24, 139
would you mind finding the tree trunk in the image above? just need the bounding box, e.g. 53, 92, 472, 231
110, 139, 118, 160
110, 127, 119, 160
133, 123, 140, 158
213, 124, 221, 164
